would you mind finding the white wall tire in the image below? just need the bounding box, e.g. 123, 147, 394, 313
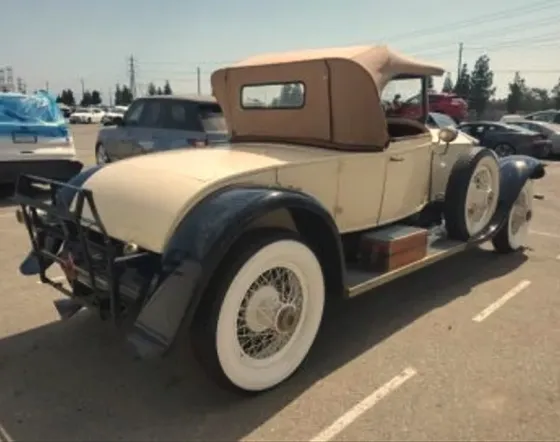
191, 230, 325, 393
444, 148, 501, 241
492, 181, 533, 253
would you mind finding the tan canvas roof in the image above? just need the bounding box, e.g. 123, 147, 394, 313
211, 45, 445, 150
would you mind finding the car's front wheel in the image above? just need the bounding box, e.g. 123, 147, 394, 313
95, 143, 110, 165
492, 181, 533, 253
191, 230, 325, 394
444, 148, 501, 241
493, 143, 516, 157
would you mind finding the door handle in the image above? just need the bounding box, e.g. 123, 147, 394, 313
390, 155, 404, 162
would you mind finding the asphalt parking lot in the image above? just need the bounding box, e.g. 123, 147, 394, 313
0, 125, 559, 441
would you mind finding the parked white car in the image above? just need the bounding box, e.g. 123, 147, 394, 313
508, 119, 560, 154
101, 106, 128, 125
69, 107, 105, 124
0, 91, 82, 184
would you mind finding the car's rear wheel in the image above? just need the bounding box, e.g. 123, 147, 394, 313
493, 143, 516, 157
492, 181, 533, 253
95, 143, 110, 165
444, 148, 501, 241
191, 230, 325, 394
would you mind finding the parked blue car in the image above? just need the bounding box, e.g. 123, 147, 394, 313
95, 94, 229, 165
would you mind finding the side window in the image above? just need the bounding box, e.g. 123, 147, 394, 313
123, 101, 145, 126
460, 125, 472, 135
554, 114, 560, 124
533, 113, 550, 122
139, 100, 163, 128
161, 100, 201, 131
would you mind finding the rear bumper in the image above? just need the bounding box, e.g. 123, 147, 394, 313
14, 173, 159, 323
0, 159, 83, 184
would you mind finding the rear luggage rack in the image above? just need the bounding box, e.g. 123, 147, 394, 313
15, 173, 150, 323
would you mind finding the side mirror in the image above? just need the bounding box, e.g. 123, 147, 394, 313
438, 127, 458, 144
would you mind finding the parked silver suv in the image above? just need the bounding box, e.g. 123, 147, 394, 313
94, 95, 228, 165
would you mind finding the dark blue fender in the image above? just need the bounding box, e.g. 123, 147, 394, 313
19, 165, 105, 275
470, 155, 545, 244
126, 186, 345, 358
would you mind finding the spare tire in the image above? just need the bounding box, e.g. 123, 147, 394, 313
444, 148, 501, 241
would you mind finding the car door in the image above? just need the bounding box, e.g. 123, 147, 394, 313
110, 100, 146, 160
121, 99, 164, 160
377, 133, 433, 225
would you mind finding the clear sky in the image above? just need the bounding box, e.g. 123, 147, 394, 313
1, 0, 559, 102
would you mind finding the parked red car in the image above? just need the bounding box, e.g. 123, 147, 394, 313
390, 92, 469, 123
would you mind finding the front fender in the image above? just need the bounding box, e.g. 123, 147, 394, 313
470, 155, 545, 244
127, 185, 344, 359
18, 165, 105, 275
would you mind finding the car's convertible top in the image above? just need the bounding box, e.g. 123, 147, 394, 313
211, 45, 445, 151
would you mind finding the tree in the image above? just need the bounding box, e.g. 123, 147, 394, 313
147, 82, 157, 96
55, 89, 75, 106
506, 72, 525, 113
114, 84, 122, 105
427, 76, 434, 90
469, 55, 495, 119
442, 73, 453, 93
119, 85, 133, 105
80, 91, 92, 106
528, 88, 550, 111
163, 80, 172, 95
156, 86, 163, 95
90, 90, 101, 105
453, 63, 470, 99
552, 77, 560, 109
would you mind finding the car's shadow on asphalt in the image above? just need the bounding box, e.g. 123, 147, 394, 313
0, 247, 527, 441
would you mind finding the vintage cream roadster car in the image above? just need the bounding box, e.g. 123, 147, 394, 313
15, 45, 545, 394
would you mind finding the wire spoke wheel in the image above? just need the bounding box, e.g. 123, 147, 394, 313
193, 233, 325, 393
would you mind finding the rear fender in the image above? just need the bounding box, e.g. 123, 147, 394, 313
470, 155, 545, 244
126, 185, 345, 359
18, 165, 105, 275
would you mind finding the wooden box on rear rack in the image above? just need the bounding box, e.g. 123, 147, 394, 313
358, 225, 429, 273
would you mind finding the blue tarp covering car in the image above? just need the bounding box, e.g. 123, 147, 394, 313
0, 90, 82, 185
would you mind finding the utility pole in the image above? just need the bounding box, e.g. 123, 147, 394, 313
128, 55, 137, 98
108, 87, 112, 106
197, 67, 201, 95
457, 42, 464, 83
80, 78, 85, 96
45, 81, 49, 92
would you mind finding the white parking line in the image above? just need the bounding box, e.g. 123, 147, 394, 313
0, 424, 14, 442
556, 254, 560, 261
472, 280, 531, 323
310, 367, 417, 442
530, 230, 560, 239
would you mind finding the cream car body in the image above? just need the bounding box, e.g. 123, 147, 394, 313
15, 44, 545, 394
79, 130, 472, 253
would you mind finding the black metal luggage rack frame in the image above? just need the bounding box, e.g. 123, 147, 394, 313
15, 174, 150, 323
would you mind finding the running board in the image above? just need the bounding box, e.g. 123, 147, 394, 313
346, 238, 468, 298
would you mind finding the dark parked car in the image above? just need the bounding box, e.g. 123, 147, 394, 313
94, 95, 229, 165
457, 121, 552, 158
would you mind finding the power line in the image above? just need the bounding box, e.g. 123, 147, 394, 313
374, 0, 559, 44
